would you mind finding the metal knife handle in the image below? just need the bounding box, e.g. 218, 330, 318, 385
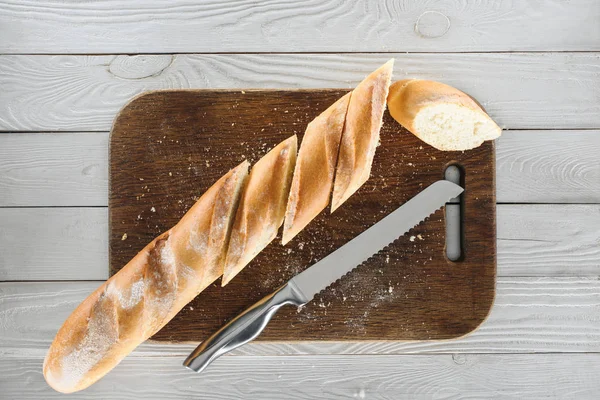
183, 282, 307, 373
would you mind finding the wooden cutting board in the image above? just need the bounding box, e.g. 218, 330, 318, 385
110, 89, 496, 343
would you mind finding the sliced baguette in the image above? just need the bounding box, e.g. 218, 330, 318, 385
222, 136, 298, 285
282, 92, 352, 245
331, 59, 394, 212
43, 161, 248, 393
387, 79, 501, 151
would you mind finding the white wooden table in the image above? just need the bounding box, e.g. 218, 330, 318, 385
1, 1, 599, 398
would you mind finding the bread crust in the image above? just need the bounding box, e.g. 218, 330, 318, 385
222, 136, 298, 285
282, 92, 351, 245
331, 59, 394, 212
43, 161, 249, 393
387, 79, 501, 151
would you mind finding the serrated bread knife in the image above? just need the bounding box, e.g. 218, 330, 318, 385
184, 180, 463, 373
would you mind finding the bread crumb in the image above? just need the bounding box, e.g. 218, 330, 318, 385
287, 248, 292, 254
409, 235, 416, 242
417, 234, 424, 240
139, 178, 144, 181
150, 207, 156, 212
241, 90, 246, 94
206, 161, 210, 167
137, 214, 141, 220
231, 123, 235, 126
189, 306, 194, 311
121, 233, 127, 241
388, 286, 393, 294
386, 255, 390, 263
168, 172, 172, 176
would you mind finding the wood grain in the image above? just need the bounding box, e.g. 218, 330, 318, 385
497, 205, 600, 276
2, 53, 599, 131
2, 205, 597, 281
0, 208, 108, 281
2, 278, 599, 357
0, 133, 108, 207
2, 353, 600, 399
1, 0, 598, 54
496, 130, 600, 203
109, 89, 495, 342
3, 131, 600, 207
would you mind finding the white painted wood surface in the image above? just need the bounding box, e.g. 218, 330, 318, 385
2, 354, 599, 399
2, 205, 599, 281
2, 130, 599, 207
496, 130, 600, 204
1, 0, 599, 53
2, 278, 599, 357
2, 53, 600, 131
1, 1, 599, 397
0, 133, 108, 207
0, 208, 108, 281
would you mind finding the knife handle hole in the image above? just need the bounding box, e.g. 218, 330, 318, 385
444, 164, 464, 261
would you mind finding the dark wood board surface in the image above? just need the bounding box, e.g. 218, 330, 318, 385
110, 89, 496, 343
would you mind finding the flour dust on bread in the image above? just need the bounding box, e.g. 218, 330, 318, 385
387, 79, 501, 151
282, 92, 352, 245
222, 136, 298, 285
331, 59, 394, 212
43, 162, 249, 393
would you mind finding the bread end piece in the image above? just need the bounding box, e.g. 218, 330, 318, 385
387, 79, 501, 151
282, 92, 352, 245
222, 136, 298, 286
43, 161, 249, 394
331, 59, 394, 212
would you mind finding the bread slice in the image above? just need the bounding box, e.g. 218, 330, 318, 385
222, 136, 298, 285
331, 59, 394, 212
282, 92, 352, 245
387, 79, 501, 151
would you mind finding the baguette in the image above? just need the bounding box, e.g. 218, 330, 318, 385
282, 92, 352, 245
331, 59, 394, 212
222, 136, 298, 285
387, 79, 501, 151
43, 161, 249, 393
44, 63, 397, 393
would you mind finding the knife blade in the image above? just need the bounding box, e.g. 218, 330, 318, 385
184, 180, 463, 373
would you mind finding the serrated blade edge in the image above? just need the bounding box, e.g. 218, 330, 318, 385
289, 180, 464, 303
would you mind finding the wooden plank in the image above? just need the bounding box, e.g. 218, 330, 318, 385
0, 133, 108, 207
497, 205, 600, 276
2, 354, 599, 399
496, 130, 600, 203
1, 0, 598, 54
1, 278, 599, 356
108, 89, 495, 342
1, 205, 596, 281
1, 53, 599, 131
3, 130, 599, 207
0, 208, 108, 281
